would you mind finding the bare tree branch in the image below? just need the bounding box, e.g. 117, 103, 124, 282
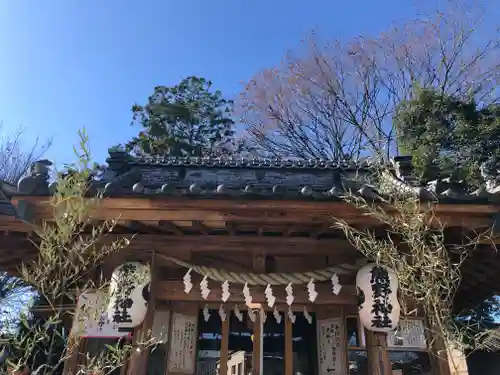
237, 1, 500, 161
0, 122, 52, 184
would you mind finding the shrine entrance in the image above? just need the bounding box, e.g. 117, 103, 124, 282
194, 308, 318, 375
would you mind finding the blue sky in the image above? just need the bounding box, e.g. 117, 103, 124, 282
0, 0, 476, 167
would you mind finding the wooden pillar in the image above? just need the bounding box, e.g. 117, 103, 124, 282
62, 336, 82, 375
365, 330, 391, 375
252, 310, 264, 375
428, 334, 469, 375
446, 347, 469, 375
284, 312, 293, 375
219, 315, 230, 375
126, 252, 157, 375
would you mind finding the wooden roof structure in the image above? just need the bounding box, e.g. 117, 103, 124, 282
1, 150, 500, 311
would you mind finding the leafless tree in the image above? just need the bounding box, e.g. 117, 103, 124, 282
0, 122, 52, 331
0, 122, 52, 185
237, 0, 500, 161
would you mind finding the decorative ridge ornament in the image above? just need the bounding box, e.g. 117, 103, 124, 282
356, 263, 400, 332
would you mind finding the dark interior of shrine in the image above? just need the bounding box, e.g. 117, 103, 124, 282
197, 309, 318, 375
81, 310, 433, 375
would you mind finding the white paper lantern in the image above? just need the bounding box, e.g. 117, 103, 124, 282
107, 262, 151, 332
356, 263, 400, 333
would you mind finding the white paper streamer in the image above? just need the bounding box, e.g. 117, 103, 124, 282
183, 268, 193, 294
221, 280, 230, 302
203, 305, 211, 322
200, 275, 210, 300
285, 283, 294, 306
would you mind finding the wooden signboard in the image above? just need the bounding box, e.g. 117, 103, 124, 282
387, 319, 427, 349
316, 317, 346, 375
151, 310, 171, 343
167, 312, 198, 374
72, 291, 130, 338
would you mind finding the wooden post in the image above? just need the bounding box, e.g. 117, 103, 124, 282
126, 252, 157, 375
62, 336, 81, 375
220, 315, 230, 375
428, 334, 469, 375
252, 310, 264, 375
365, 330, 392, 375
284, 312, 293, 375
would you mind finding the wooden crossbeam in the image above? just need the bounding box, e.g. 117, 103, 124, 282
0, 232, 353, 255
155, 280, 357, 305
10, 197, 498, 229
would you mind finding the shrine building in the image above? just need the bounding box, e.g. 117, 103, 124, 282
1, 149, 500, 375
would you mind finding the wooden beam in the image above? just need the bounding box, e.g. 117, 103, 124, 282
155, 280, 356, 305
11, 197, 498, 228
13, 196, 500, 214
0, 233, 355, 255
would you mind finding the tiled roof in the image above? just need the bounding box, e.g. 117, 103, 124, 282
2, 150, 500, 204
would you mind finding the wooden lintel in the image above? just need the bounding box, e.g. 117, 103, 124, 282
155, 280, 356, 305
0, 233, 354, 255
10, 197, 498, 229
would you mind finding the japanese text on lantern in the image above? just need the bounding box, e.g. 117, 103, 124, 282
112, 264, 136, 326
168, 313, 198, 374
316, 317, 345, 375
369, 266, 393, 329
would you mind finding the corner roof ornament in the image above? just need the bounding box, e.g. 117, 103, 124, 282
17, 159, 53, 195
